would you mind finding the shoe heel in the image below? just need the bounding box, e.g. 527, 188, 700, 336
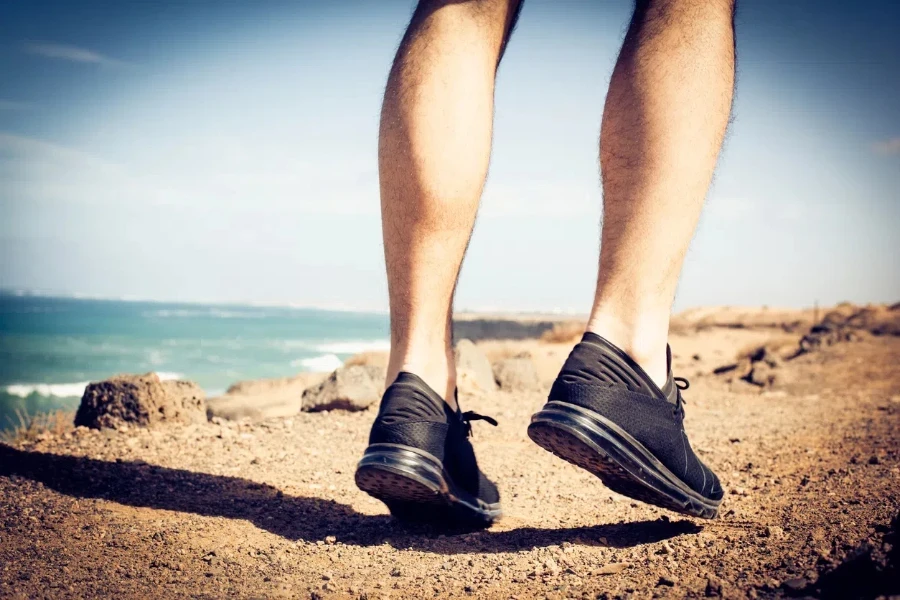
355, 444, 447, 506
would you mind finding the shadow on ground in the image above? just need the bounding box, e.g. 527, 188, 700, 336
0, 444, 701, 554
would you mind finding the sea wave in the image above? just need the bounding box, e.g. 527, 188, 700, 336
5, 372, 184, 398
155, 372, 185, 381
291, 354, 343, 372
5, 382, 91, 398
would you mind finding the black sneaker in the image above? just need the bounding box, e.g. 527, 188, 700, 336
528, 333, 723, 519
355, 372, 502, 527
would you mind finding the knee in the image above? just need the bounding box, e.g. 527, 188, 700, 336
634, 0, 735, 19
411, 0, 521, 35
408, 0, 522, 58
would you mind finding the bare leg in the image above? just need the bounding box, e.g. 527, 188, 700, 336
587, 0, 736, 385
380, 0, 522, 407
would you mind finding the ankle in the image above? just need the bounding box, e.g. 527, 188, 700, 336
585, 312, 669, 387
386, 346, 457, 410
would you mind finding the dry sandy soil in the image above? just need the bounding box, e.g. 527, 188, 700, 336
2, 310, 899, 599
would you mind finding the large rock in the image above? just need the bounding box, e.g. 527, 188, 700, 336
75, 373, 206, 429
301, 365, 382, 412
493, 356, 541, 391
713, 344, 783, 388
454, 339, 497, 393
207, 373, 328, 422
343, 351, 389, 382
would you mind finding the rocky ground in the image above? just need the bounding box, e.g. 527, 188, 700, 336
1, 305, 899, 599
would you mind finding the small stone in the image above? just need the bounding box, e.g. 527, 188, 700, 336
782, 577, 806, 592
595, 563, 629, 575
705, 577, 723, 597
657, 576, 676, 587
321, 572, 332, 581
868, 455, 880, 465
543, 558, 560, 576
763, 525, 784, 538
325, 536, 337, 545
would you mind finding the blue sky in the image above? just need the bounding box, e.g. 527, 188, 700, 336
1, 0, 898, 312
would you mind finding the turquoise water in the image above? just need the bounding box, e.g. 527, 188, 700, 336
0, 294, 389, 431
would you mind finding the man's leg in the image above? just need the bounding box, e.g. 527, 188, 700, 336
587, 0, 736, 385
354, 0, 521, 527
380, 0, 522, 407
529, 0, 735, 519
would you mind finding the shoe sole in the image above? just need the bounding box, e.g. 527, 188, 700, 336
354, 443, 502, 528
528, 401, 721, 519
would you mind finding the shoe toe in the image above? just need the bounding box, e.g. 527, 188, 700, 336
477, 472, 501, 505
703, 464, 724, 501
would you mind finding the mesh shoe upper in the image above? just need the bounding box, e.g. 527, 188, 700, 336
550, 333, 723, 501
369, 372, 500, 505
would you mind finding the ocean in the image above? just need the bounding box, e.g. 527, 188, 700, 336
0, 294, 390, 431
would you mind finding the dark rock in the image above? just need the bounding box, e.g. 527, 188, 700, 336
781, 577, 807, 592
705, 577, 723, 597
301, 365, 382, 412
809, 510, 900, 599
74, 373, 206, 430
747, 362, 777, 387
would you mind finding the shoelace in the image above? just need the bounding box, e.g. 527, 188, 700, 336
460, 411, 498, 438
673, 376, 690, 417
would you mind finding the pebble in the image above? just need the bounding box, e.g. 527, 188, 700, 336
594, 563, 629, 575
657, 575, 676, 587
763, 525, 784, 538
782, 577, 807, 591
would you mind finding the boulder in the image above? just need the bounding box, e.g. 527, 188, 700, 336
75, 373, 206, 429
454, 339, 497, 393
493, 356, 541, 391
207, 373, 328, 422
301, 365, 383, 412
343, 351, 389, 382
746, 361, 777, 387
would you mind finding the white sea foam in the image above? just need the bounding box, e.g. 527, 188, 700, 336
5, 372, 184, 398
156, 372, 184, 381
291, 354, 343, 372
5, 382, 91, 398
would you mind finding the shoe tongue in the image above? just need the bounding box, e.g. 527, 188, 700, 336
576, 333, 676, 404
660, 367, 678, 404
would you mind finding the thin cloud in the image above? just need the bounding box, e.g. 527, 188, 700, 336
0, 100, 33, 111
23, 42, 129, 67
872, 137, 900, 155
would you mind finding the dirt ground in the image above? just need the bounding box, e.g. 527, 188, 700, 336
2, 322, 899, 599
